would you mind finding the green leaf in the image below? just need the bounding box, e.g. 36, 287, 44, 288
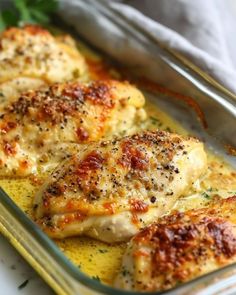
14, 0, 32, 23
0, 13, 6, 31
0, 0, 58, 31
0, 9, 17, 31
30, 9, 50, 24
32, 0, 58, 12
2, 10, 18, 27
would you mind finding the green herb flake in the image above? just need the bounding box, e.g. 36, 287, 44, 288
202, 192, 211, 199
92, 275, 101, 282
149, 116, 163, 126
165, 127, 172, 132
150, 116, 159, 123
98, 249, 108, 254
18, 279, 29, 290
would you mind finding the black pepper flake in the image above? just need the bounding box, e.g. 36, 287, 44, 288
150, 196, 156, 203
33, 204, 38, 210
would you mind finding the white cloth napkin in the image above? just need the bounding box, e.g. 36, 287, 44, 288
118, 0, 236, 67
115, 0, 236, 93
57, 0, 236, 94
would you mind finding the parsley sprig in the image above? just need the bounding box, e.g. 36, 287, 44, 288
0, 0, 58, 31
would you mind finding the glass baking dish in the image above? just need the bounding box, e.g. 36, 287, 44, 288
1, 1, 236, 294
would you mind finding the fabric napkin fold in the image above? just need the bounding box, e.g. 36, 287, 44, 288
57, 0, 236, 94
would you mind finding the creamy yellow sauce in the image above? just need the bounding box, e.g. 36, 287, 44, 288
0, 33, 236, 286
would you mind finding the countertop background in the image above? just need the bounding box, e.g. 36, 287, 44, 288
0, 235, 53, 295
1, 0, 236, 294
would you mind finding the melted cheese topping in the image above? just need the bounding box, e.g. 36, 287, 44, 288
34, 130, 207, 242
115, 196, 236, 292
1, 101, 235, 285
0, 25, 87, 105
0, 80, 146, 176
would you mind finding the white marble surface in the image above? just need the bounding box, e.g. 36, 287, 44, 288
0, 235, 53, 295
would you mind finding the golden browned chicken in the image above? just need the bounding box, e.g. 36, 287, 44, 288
0, 80, 146, 176
34, 130, 207, 242
0, 25, 87, 106
115, 196, 236, 292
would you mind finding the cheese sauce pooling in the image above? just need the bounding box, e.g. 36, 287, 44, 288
0, 33, 236, 286
1, 101, 235, 285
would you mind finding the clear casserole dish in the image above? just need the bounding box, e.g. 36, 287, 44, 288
0, 1, 236, 294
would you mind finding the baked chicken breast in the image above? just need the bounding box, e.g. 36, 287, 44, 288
115, 196, 236, 292
0, 25, 87, 106
0, 80, 146, 176
34, 130, 207, 242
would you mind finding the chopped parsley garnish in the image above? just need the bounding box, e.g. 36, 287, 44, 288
165, 127, 172, 132
150, 116, 159, 123
149, 116, 163, 127
202, 192, 211, 199
92, 275, 101, 282
98, 249, 108, 254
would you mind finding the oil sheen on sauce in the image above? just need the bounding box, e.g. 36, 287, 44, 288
0, 33, 236, 286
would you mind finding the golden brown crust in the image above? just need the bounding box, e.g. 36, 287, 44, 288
1, 25, 51, 39
116, 196, 236, 291
6, 80, 115, 125
34, 130, 207, 239
37, 131, 188, 215
136, 209, 236, 277
0, 80, 146, 176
